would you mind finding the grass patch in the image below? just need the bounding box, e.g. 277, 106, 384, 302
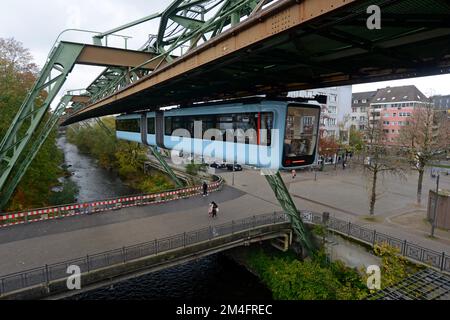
362, 215, 381, 223
430, 164, 450, 169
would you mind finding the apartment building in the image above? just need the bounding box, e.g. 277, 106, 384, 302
369, 85, 430, 145
349, 91, 377, 132
432, 95, 450, 111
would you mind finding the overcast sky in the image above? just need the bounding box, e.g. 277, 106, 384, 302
1, 0, 449, 106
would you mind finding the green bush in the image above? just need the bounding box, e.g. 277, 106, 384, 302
246, 248, 369, 300
186, 163, 207, 176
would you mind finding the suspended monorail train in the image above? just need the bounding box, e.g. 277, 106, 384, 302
115, 97, 323, 170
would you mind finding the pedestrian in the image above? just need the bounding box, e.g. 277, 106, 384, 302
211, 201, 219, 219
291, 169, 297, 179
208, 203, 213, 218
202, 181, 208, 197
342, 160, 346, 170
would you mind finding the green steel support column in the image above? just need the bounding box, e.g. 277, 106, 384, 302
95, 118, 113, 136
0, 95, 73, 211
149, 146, 184, 188
0, 42, 84, 196
264, 171, 315, 255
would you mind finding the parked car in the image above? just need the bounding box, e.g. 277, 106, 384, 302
210, 162, 220, 169
210, 162, 227, 169
226, 164, 243, 171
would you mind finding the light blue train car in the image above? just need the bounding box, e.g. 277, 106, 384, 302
115, 97, 322, 170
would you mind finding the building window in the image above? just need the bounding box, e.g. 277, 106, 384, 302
352, 107, 357, 113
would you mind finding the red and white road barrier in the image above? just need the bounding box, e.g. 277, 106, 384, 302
0, 179, 224, 229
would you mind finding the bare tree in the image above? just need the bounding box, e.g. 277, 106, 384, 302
362, 110, 406, 215
397, 104, 450, 204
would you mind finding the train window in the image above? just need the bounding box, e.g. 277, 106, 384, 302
261, 113, 273, 146
116, 119, 140, 133
218, 115, 234, 132
164, 112, 273, 146
283, 105, 320, 167
147, 118, 155, 134
165, 117, 173, 135
235, 114, 257, 131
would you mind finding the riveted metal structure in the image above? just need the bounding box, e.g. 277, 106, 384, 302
0, 43, 84, 207
265, 171, 315, 255
0, 95, 74, 210
149, 146, 184, 188
65, 0, 450, 124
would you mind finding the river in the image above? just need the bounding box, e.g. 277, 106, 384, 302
57, 134, 272, 300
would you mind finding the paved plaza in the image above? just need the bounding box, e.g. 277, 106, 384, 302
219, 165, 450, 249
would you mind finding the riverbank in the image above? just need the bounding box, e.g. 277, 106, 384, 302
226, 237, 423, 300
65, 120, 176, 195
56, 134, 140, 203
227, 244, 369, 300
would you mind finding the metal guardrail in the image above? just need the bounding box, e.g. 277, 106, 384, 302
0, 212, 290, 297
0, 177, 224, 228
0, 210, 449, 297
300, 211, 450, 274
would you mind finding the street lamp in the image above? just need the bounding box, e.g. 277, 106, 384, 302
430, 173, 440, 237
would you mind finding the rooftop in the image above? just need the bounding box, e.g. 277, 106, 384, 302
371, 85, 428, 104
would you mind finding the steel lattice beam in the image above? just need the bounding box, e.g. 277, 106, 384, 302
149, 146, 184, 188
0, 95, 74, 210
265, 171, 315, 255
0, 42, 84, 205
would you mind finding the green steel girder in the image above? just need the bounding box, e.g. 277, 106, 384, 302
85, 0, 272, 107
0, 42, 84, 202
265, 171, 315, 255
170, 15, 205, 30
0, 95, 73, 210
95, 118, 113, 136
149, 146, 184, 188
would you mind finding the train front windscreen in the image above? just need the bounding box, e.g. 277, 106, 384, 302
283, 104, 320, 168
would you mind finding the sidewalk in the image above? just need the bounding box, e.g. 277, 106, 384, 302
217, 168, 450, 253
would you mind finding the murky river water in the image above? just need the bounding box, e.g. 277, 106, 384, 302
57, 134, 272, 300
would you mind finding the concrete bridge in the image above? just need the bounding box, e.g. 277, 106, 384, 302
1, 212, 292, 300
